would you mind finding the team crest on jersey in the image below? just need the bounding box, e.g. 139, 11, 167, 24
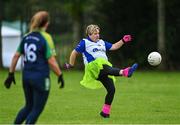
92, 48, 105, 52
93, 48, 98, 52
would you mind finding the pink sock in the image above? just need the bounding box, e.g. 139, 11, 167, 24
102, 104, 111, 114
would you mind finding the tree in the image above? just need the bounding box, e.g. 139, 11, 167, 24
63, 0, 88, 45
0, 0, 3, 68
157, 0, 166, 69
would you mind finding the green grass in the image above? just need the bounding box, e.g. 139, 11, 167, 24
0, 69, 180, 124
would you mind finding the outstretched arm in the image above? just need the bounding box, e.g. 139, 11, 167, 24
69, 50, 79, 66
110, 39, 124, 51
110, 35, 132, 51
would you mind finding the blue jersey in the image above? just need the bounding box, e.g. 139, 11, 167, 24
17, 30, 56, 79
75, 37, 112, 64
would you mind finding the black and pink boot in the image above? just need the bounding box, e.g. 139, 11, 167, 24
100, 104, 111, 118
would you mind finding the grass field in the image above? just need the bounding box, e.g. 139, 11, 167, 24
0, 69, 180, 124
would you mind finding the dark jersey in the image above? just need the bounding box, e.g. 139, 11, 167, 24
17, 30, 56, 79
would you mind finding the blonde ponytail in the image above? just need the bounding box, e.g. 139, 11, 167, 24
30, 11, 49, 32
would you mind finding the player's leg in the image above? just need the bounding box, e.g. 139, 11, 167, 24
100, 65, 120, 76
98, 76, 115, 118
102, 63, 138, 77
25, 78, 50, 124
25, 89, 49, 124
14, 80, 33, 124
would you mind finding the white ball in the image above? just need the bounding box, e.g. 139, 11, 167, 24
148, 52, 162, 66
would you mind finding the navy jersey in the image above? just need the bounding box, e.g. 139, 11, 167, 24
17, 30, 56, 79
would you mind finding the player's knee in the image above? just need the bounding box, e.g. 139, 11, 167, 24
23, 105, 32, 113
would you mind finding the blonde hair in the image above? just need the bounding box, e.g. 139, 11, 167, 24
30, 11, 49, 31
86, 24, 100, 36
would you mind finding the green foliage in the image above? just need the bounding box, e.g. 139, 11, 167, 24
93, 0, 157, 68
2, 0, 180, 69
1, 69, 180, 124
165, 0, 180, 69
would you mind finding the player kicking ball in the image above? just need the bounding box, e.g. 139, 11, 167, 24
65, 24, 138, 118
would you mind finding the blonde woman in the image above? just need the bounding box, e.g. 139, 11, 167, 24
65, 24, 138, 118
4, 11, 64, 124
